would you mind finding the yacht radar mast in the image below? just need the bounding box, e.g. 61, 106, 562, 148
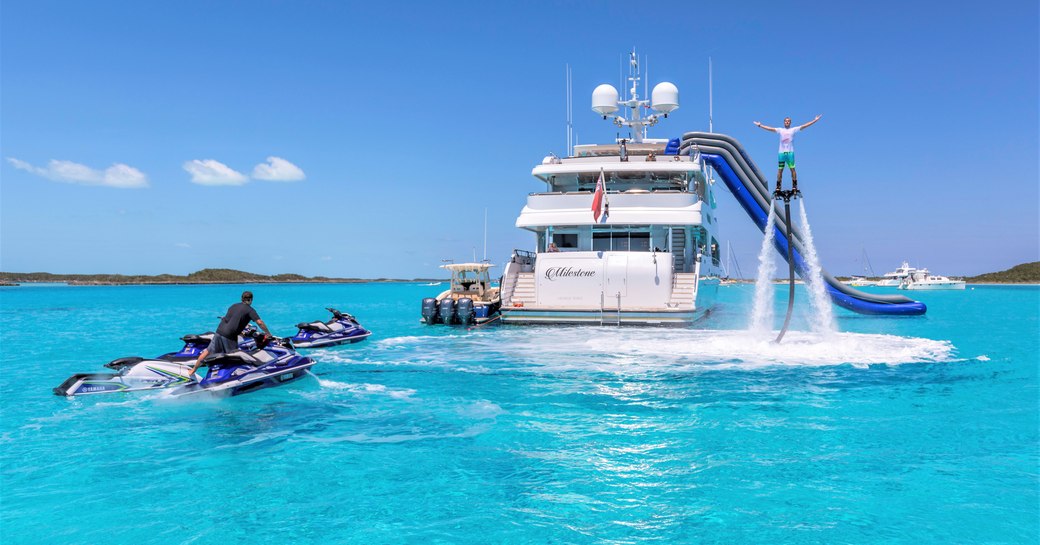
591, 50, 679, 143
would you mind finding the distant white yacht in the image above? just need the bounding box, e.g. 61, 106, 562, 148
899, 269, 966, 290
876, 261, 918, 287
498, 51, 724, 325
847, 276, 877, 287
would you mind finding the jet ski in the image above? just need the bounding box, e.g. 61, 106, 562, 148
165, 335, 315, 398
54, 328, 261, 397
55, 358, 196, 397
103, 327, 259, 370
289, 308, 371, 348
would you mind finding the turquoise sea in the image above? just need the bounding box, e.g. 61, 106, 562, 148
1, 282, 1037, 544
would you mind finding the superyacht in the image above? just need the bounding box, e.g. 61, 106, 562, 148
499, 53, 724, 325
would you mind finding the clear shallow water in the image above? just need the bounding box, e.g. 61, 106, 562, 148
1, 282, 1037, 544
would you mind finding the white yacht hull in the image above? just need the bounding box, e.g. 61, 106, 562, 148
500, 307, 707, 325
900, 281, 966, 290
500, 273, 720, 326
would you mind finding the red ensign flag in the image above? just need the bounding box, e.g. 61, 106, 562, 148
591, 170, 606, 222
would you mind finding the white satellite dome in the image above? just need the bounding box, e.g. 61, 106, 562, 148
591, 84, 619, 117
651, 82, 679, 114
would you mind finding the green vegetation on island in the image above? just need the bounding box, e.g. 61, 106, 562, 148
0, 268, 441, 286
964, 262, 1040, 284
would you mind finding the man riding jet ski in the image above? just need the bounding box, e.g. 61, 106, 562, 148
54, 330, 307, 397
289, 308, 371, 348
102, 327, 258, 371
165, 334, 315, 398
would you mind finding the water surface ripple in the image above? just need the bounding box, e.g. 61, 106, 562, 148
1, 282, 1036, 544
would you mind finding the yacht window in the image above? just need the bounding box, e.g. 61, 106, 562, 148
630, 234, 650, 251
592, 232, 651, 251
552, 233, 578, 249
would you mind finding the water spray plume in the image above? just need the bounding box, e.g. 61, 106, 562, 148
750, 201, 778, 333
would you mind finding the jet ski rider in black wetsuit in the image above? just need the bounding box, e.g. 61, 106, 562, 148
187, 291, 272, 379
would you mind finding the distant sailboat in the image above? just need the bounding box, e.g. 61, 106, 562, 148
721, 241, 744, 284
849, 248, 878, 286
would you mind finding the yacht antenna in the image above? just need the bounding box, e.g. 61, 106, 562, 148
566, 64, 573, 157
644, 55, 649, 140
619, 54, 624, 105
708, 57, 714, 133
483, 208, 488, 261
593, 49, 677, 144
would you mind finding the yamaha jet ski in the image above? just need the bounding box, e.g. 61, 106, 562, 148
289, 308, 371, 348
54, 328, 261, 397
165, 335, 315, 398
103, 328, 258, 370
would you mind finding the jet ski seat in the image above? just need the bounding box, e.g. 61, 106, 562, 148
210, 351, 261, 367
181, 333, 214, 344
297, 321, 332, 332
251, 350, 276, 364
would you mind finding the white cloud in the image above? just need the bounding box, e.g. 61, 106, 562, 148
252, 156, 305, 182
7, 157, 148, 188
175, 242, 191, 248
183, 159, 248, 186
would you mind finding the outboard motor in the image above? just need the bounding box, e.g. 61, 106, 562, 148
421, 297, 439, 324
438, 298, 457, 325
456, 298, 474, 325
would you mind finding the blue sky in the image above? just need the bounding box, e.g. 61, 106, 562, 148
2, 1, 1037, 278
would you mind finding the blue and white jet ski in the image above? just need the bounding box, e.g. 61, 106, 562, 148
165, 335, 315, 398
54, 328, 261, 397
102, 328, 258, 370
289, 308, 371, 348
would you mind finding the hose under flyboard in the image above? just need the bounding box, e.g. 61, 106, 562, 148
775, 191, 799, 343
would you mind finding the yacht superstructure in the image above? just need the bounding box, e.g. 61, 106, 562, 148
876, 261, 919, 287
499, 53, 724, 325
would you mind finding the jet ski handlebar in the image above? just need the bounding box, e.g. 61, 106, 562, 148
325, 307, 355, 320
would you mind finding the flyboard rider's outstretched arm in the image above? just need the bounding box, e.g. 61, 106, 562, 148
754, 115, 823, 131
798, 114, 823, 130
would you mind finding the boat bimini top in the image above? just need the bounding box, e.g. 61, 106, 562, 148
441, 263, 496, 302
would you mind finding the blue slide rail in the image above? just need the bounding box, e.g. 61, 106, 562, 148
683, 133, 926, 316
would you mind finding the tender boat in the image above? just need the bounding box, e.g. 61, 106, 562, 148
497, 52, 723, 325
421, 263, 502, 325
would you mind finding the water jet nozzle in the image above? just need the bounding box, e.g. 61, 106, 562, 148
773, 188, 799, 202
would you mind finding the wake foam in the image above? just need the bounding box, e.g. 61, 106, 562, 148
312, 378, 416, 399
336, 328, 956, 373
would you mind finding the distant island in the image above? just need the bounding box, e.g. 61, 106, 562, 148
0, 268, 444, 286
3, 263, 1036, 286
963, 262, 1040, 284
